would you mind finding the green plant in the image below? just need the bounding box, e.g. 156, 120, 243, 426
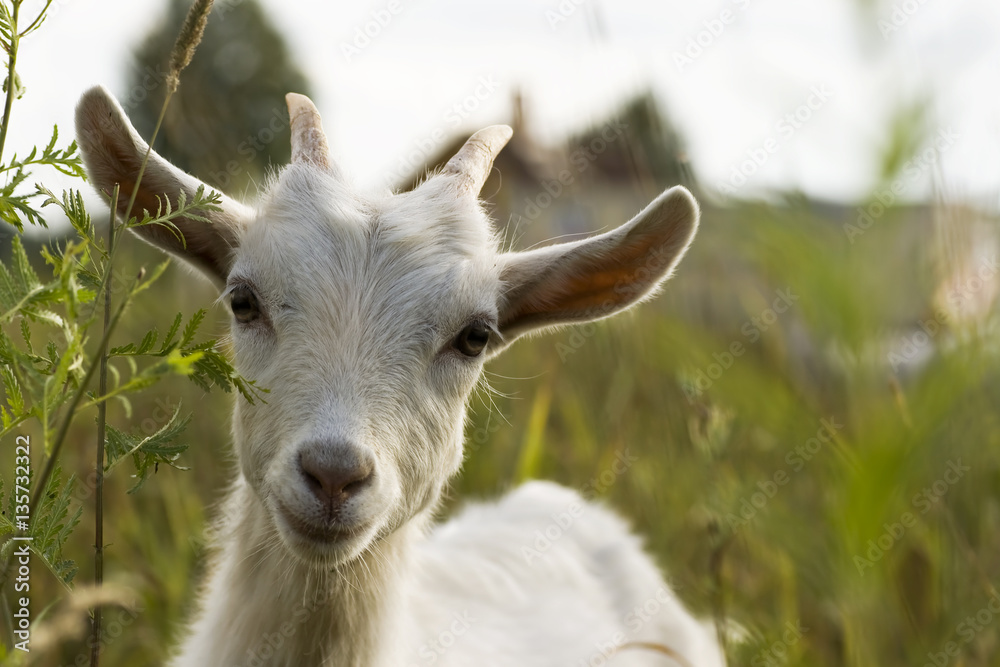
0, 1, 262, 664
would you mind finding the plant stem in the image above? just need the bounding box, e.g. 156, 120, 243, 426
17, 0, 52, 38
89, 89, 172, 310
2, 38, 177, 597
0, 1, 21, 164
0, 274, 136, 594
122, 91, 172, 225
90, 184, 118, 667
30, 304, 131, 516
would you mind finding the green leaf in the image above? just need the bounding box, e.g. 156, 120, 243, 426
0, 3, 13, 56
41, 333, 84, 444
0, 130, 86, 231
1, 363, 24, 415
29, 468, 82, 585
186, 341, 267, 404
137, 329, 158, 355
37, 186, 93, 242
0, 236, 61, 321
1, 127, 85, 179
19, 316, 31, 351
2, 71, 25, 100
127, 184, 222, 233
181, 309, 206, 347
105, 403, 191, 493
165, 348, 202, 376
159, 313, 183, 353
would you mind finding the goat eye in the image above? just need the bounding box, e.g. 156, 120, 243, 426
454, 323, 490, 357
230, 286, 260, 323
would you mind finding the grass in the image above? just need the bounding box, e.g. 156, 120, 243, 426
4, 159, 1000, 667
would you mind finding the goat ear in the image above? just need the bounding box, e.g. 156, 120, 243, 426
75, 86, 250, 286
494, 186, 699, 349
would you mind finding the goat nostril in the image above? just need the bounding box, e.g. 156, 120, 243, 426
301, 467, 325, 497
342, 470, 373, 496
298, 450, 375, 504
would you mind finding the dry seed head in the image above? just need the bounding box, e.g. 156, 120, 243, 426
167, 0, 215, 92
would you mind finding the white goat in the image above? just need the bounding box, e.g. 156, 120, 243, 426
75, 87, 725, 667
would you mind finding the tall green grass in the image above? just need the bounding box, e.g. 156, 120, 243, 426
10, 190, 1000, 666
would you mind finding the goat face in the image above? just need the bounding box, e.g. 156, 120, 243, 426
225, 166, 500, 563
75, 88, 700, 566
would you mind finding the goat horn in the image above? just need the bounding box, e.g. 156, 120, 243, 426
286, 93, 337, 173
442, 125, 513, 194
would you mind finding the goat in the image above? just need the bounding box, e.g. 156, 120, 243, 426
75, 86, 725, 667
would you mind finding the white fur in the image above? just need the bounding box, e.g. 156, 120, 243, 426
74, 86, 725, 667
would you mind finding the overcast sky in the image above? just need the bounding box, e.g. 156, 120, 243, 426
10, 0, 1000, 207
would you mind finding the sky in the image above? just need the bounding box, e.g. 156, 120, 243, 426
9, 0, 1000, 207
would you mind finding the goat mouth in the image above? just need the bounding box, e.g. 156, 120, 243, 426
274, 499, 368, 544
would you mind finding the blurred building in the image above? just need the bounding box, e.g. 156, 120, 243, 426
397, 90, 697, 247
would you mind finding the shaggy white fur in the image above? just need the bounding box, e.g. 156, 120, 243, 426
74, 86, 725, 667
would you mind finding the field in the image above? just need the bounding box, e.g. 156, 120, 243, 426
1, 0, 998, 665
4, 189, 999, 666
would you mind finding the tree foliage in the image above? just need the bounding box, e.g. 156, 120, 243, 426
128, 0, 311, 194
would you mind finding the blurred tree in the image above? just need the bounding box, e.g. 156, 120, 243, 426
127, 0, 311, 195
